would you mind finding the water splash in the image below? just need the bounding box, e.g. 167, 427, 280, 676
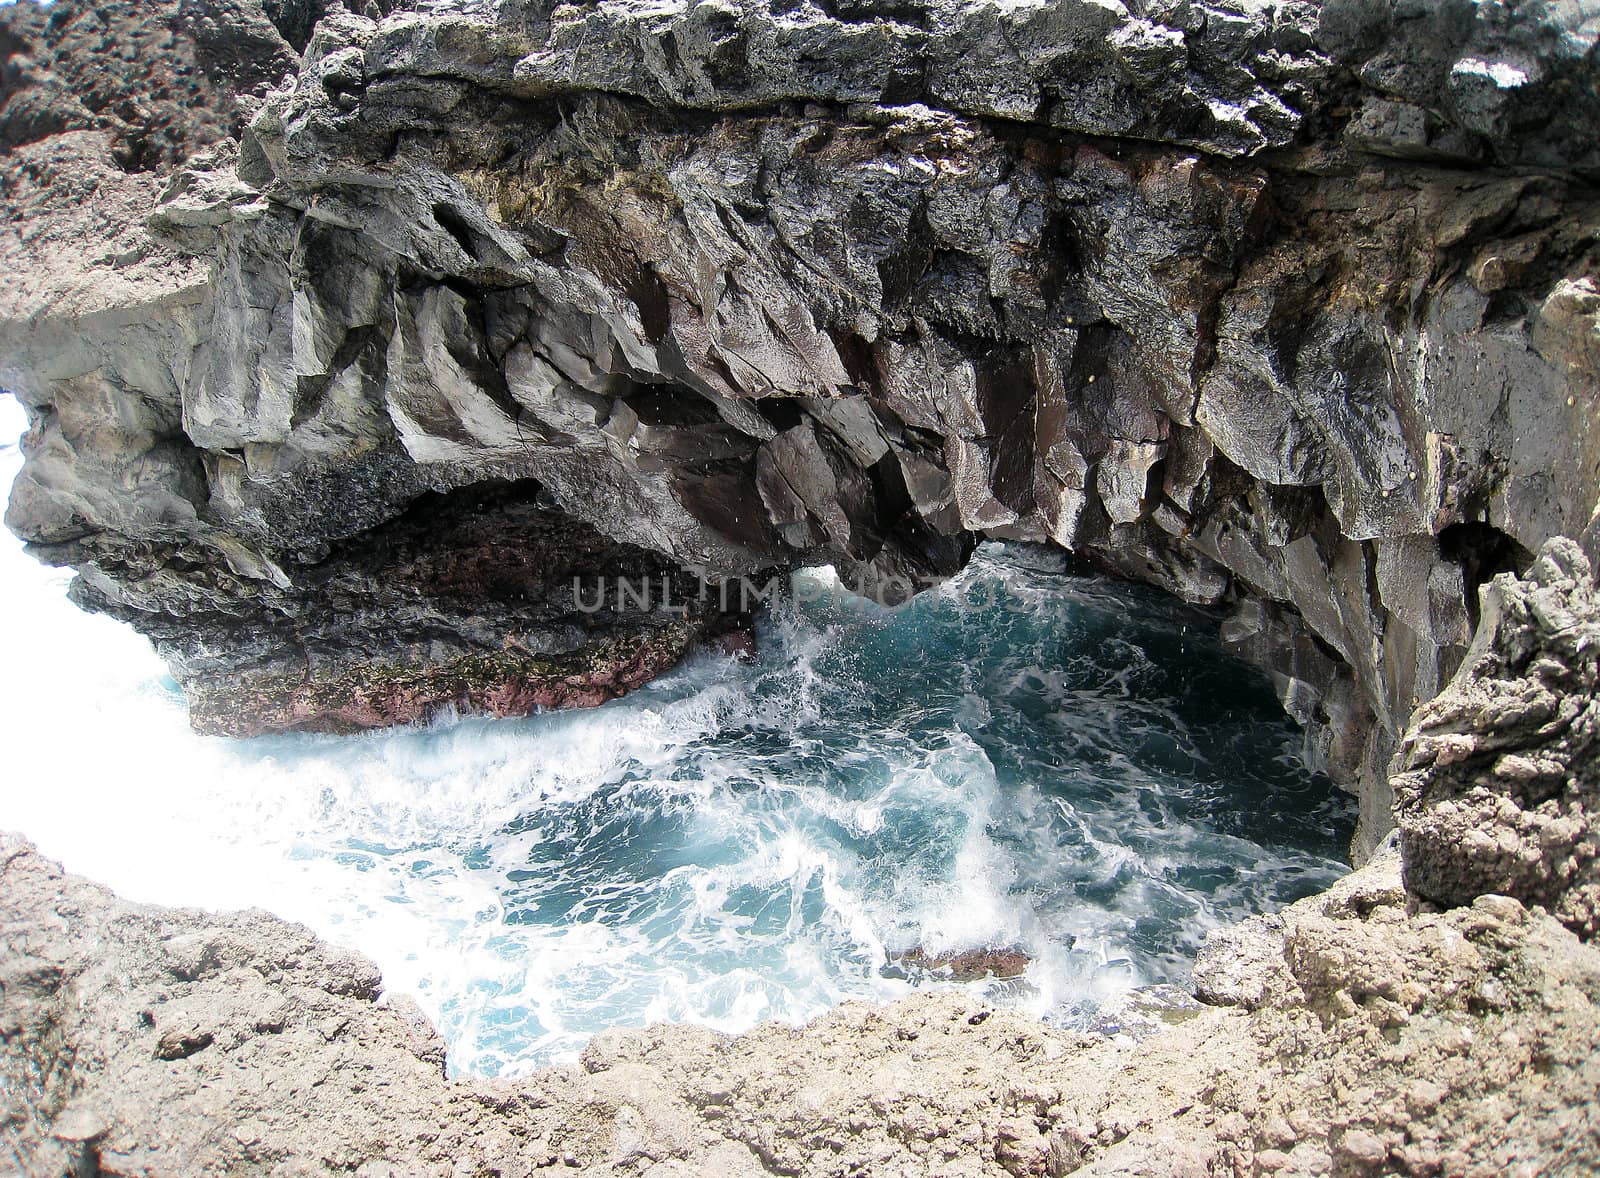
0, 393, 1353, 1076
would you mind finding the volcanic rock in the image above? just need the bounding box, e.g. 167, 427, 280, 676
1394, 537, 1600, 939
2, 1, 1598, 858
887, 945, 1032, 981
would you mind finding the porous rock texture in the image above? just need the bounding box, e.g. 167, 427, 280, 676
6, 830, 1600, 1177
1394, 536, 1600, 939
2, 0, 1599, 856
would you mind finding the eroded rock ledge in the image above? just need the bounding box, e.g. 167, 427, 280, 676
1, 4, 1598, 853
6, 839, 1599, 1177
6, 541, 1600, 1176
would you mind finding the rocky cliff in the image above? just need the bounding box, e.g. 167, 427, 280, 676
2, 3, 1597, 854
4, 4, 1600, 1170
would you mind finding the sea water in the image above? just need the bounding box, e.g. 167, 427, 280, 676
0, 394, 1353, 1076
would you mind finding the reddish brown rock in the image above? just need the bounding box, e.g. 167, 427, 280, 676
889, 946, 1032, 982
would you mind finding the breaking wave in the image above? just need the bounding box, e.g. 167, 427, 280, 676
0, 393, 1352, 1076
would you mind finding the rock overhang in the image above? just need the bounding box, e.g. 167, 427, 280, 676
1, 0, 1597, 863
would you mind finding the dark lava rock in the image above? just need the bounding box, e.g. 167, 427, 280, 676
1394, 538, 1600, 940
1, 0, 1597, 859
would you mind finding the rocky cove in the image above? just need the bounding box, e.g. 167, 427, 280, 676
0, 0, 1598, 1175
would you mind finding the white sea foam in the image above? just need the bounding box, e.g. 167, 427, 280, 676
0, 391, 1353, 1076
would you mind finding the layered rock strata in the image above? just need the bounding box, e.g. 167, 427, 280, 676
3, 4, 1598, 851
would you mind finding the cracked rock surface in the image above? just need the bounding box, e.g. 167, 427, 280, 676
2, 5, 1599, 852
1395, 537, 1600, 939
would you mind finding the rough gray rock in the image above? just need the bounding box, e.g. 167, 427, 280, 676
0, 0, 304, 170
3, 0, 1598, 855
64, 476, 771, 735
6, 834, 1599, 1176
1394, 537, 1600, 939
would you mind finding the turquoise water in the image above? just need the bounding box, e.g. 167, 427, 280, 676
0, 396, 1352, 1076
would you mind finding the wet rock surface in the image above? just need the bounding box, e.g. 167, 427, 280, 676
885, 945, 1032, 981
2, 0, 1598, 855
5, 833, 1599, 1176
62, 476, 769, 734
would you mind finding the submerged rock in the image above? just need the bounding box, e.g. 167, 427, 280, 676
1074, 983, 1206, 1042
886, 945, 1032, 981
